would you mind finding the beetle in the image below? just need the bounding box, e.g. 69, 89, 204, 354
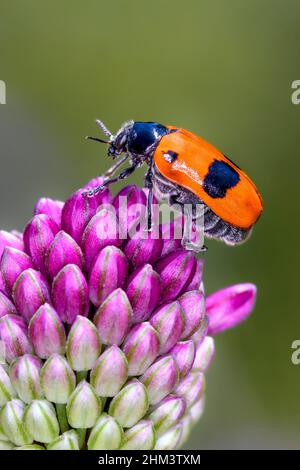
85, 120, 263, 251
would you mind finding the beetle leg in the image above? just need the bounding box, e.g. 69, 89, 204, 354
103, 154, 128, 179
84, 164, 138, 197
182, 205, 207, 253
144, 166, 154, 231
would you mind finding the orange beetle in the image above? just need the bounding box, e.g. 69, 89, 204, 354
86, 120, 263, 251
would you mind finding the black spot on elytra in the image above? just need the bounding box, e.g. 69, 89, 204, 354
163, 150, 178, 163
203, 159, 240, 199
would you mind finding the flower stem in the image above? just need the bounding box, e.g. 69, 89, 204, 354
55, 403, 69, 433
77, 428, 87, 449
76, 370, 88, 383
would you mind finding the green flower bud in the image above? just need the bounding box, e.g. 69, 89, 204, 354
0, 364, 16, 405
154, 423, 182, 450
47, 430, 79, 450
109, 379, 149, 428
90, 346, 128, 397
66, 381, 101, 429
87, 413, 123, 450
23, 399, 60, 443
66, 316, 101, 371
9, 354, 43, 403
40, 354, 76, 404
0, 399, 32, 446
120, 420, 155, 450
0, 440, 14, 449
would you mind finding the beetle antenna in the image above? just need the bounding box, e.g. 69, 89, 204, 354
96, 119, 113, 138
85, 136, 110, 144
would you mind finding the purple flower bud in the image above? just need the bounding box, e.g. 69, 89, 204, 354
66, 316, 101, 371
34, 198, 64, 227
0, 292, 17, 318
0, 272, 8, 295
160, 216, 183, 257
0, 247, 33, 293
174, 372, 205, 409
89, 246, 128, 307
28, 304, 66, 359
45, 231, 83, 279
140, 355, 179, 405
12, 269, 50, 323
125, 264, 161, 323
147, 395, 186, 438
169, 340, 196, 378
94, 288, 132, 345
206, 283, 257, 335
155, 250, 196, 303
90, 346, 128, 397
23, 214, 59, 275
120, 420, 155, 450
0, 230, 24, 259
192, 336, 215, 372
124, 232, 163, 269
185, 258, 205, 291
179, 290, 205, 339
40, 354, 76, 403
0, 315, 32, 362
113, 185, 147, 239
108, 378, 149, 427
81, 208, 121, 271
190, 315, 209, 346
150, 301, 185, 355
122, 322, 160, 376
9, 354, 43, 403
52, 264, 89, 324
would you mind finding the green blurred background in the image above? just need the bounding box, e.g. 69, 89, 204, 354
0, 0, 299, 449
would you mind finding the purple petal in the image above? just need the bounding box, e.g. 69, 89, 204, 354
34, 198, 64, 227
178, 290, 205, 339
0, 314, 32, 362
150, 301, 185, 355
125, 264, 161, 323
52, 264, 89, 324
61, 187, 111, 244
124, 232, 163, 269
23, 214, 59, 275
45, 231, 83, 279
12, 269, 50, 323
28, 303, 66, 359
0, 247, 33, 293
170, 340, 196, 378
122, 322, 160, 376
81, 208, 121, 271
93, 288, 132, 345
0, 230, 24, 259
155, 250, 196, 303
206, 283, 257, 335
89, 246, 128, 307
0, 291, 17, 318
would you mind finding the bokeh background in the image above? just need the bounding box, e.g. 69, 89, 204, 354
1, 0, 299, 449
